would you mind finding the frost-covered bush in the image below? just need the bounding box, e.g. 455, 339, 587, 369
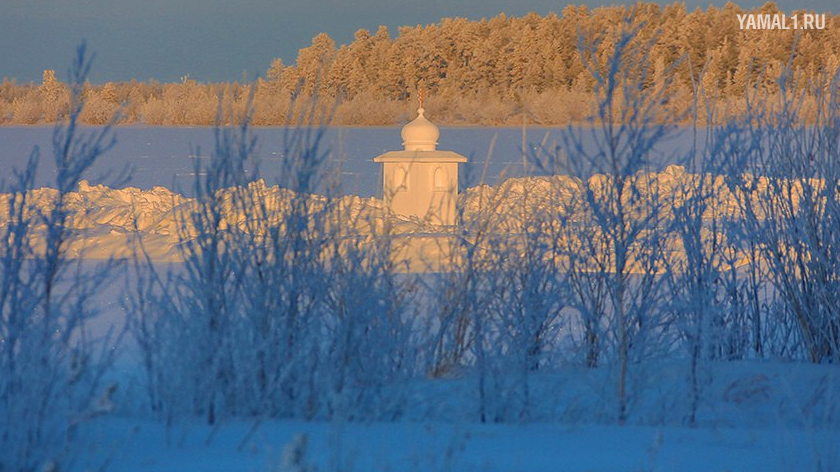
129, 100, 421, 425
553, 20, 674, 424
662, 124, 743, 424
332, 91, 407, 125
429, 167, 569, 423
0, 45, 119, 472
723, 66, 840, 364
11, 91, 43, 124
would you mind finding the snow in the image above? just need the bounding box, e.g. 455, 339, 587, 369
0, 164, 746, 265
78, 419, 836, 472
76, 362, 839, 472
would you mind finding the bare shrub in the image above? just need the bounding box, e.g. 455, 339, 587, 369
0, 44, 119, 472
128, 98, 420, 425
723, 65, 840, 364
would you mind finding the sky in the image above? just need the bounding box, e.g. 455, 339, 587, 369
1, 0, 837, 84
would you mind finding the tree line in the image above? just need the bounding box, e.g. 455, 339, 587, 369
1, 1, 838, 127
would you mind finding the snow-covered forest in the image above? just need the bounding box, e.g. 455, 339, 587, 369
2, 7, 840, 472
1, 1, 839, 126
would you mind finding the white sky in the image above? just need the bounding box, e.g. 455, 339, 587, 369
2, 0, 837, 83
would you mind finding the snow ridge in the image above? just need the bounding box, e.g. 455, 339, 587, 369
0, 165, 787, 264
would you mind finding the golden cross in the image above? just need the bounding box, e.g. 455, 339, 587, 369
419, 88, 424, 109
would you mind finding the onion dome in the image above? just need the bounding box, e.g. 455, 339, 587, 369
401, 108, 439, 151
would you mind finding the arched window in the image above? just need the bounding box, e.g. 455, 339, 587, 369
433, 166, 446, 190
394, 166, 408, 192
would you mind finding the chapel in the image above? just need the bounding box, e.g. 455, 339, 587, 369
373, 98, 467, 226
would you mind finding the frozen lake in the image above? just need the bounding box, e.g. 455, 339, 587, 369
0, 125, 690, 197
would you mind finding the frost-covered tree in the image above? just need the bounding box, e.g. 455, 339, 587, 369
39, 69, 65, 122
296, 33, 337, 98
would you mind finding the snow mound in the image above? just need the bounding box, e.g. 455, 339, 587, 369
0, 166, 779, 265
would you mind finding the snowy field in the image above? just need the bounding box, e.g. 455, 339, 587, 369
3, 125, 840, 472
84, 343, 840, 472
75, 408, 840, 472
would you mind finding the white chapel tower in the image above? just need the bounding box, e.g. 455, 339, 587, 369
374, 95, 467, 226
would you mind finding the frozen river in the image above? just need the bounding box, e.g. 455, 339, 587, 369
0, 125, 689, 197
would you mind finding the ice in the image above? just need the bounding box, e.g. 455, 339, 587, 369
0, 126, 694, 198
